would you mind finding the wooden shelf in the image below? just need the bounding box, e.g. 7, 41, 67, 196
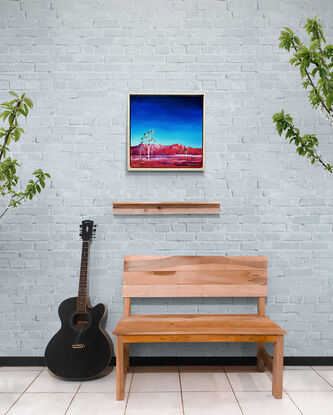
113, 202, 220, 215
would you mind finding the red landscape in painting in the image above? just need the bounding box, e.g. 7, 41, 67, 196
130, 144, 203, 169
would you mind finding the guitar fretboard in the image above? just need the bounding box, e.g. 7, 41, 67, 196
76, 241, 89, 313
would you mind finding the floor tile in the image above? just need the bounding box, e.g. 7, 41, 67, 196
226, 368, 272, 391
283, 369, 333, 391
131, 366, 180, 392
66, 392, 127, 415
179, 365, 224, 371
0, 367, 43, 372
180, 367, 231, 392
79, 368, 132, 393
182, 391, 242, 415
0, 393, 20, 414
134, 366, 178, 373
312, 365, 333, 370
126, 392, 182, 415
284, 366, 312, 370
27, 370, 80, 393
6, 392, 74, 415
225, 366, 259, 372
288, 391, 333, 415
236, 391, 301, 415
0, 371, 40, 393
315, 369, 333, 387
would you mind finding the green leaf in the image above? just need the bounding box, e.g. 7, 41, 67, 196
23, 104, 29, 117
311, 67, 319, 76
278, 28, 295, 51
8, 113, 15, 125
302, 80, 310, 89
8, 91, 19, 98
319, 67, 327, 78
13, 129, 20, 142
0, 110, 11, 121
23, 97, 33, 109
326, 94, 333, 110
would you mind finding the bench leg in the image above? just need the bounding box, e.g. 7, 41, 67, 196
272, 336, 284, 399
124, 344, 130, 372
257, 342, 265, 372
116, 336, 125, 400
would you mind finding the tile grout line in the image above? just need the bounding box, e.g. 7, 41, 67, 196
224, 366, 245, 415
178, 366, 185, 415
124, 367, 135, 415
63, 383, 82, 415
283, 389, 304, 415
311, 366, 333, 389
4, 367, 44, 415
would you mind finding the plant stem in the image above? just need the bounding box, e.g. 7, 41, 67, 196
0, 206, 9, 221
0, 193, 27, 222
0, 100, 21, 161
309, 151, 332, 171
313, 31, 333, 92
291, 40, 332, 115
285, 119, 332, 172
0, 127, 13, 161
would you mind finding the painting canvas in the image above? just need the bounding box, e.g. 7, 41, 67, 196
128, 94, 205, 171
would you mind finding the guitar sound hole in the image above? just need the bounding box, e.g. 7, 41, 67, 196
73, 313, 89, 329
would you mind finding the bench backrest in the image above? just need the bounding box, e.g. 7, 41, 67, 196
123, 255, 267, 316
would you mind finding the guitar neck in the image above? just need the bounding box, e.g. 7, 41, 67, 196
76, 240, 90, 313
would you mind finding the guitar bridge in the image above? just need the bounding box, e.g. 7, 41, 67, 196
72, 344, 85, 349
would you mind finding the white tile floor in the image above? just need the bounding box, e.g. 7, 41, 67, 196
0, 365, 332, 415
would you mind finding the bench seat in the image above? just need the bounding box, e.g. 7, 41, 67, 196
114, 314, 286, 337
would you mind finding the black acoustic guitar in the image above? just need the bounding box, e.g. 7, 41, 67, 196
45, 220, 113, 380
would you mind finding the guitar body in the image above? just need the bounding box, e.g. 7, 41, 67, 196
45, 297, 112, 380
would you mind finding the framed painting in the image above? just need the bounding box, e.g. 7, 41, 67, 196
127, 93, 205, 171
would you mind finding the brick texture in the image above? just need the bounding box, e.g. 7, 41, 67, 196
0, 0, 333, 357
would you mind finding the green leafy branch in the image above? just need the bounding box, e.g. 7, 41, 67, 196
273, 110, 332, 173
273, 16, 333, 173
278, 17, 333, 113
0, 91, 51, 221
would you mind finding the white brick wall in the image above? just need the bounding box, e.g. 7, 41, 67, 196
0, 0, 333, 357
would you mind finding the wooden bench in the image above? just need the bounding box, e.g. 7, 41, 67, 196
113, 255, 287, 400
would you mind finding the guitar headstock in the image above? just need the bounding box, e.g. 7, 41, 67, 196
79, 220, 96, 241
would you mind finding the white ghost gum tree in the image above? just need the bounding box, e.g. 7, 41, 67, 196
140, 129, 156, 159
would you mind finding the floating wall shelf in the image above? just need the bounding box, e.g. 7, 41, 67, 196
113, 202, 220, 215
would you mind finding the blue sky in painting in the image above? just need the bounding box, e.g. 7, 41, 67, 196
130, 95, 203, 148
